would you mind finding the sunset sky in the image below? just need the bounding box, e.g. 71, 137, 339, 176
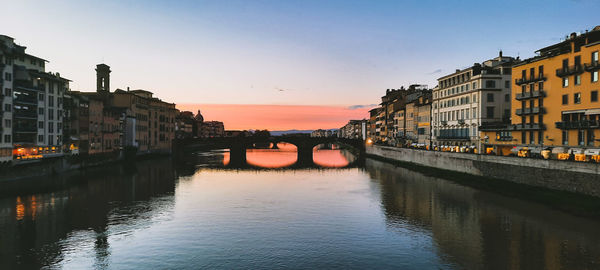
4, 0, 600, 130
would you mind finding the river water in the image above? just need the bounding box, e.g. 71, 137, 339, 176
1, 146, 600, 269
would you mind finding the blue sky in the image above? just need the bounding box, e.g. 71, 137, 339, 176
4, 0, 600, 106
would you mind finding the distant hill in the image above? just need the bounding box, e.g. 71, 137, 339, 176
270, 129, 337, 136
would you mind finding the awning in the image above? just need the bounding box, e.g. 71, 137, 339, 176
562, 110, 586, 114
584, 149, 600, 155
569, 148, 584, 154
585, 109, 600, 115
552, 147, 568, 154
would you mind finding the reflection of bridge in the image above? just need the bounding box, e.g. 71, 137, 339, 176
174, 136, 365, 168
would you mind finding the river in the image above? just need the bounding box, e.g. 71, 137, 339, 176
1, 145, 599, 269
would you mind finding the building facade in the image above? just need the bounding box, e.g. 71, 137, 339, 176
0, 35, 69, 162
432, 52, 514, 152
482, 27, 600, 156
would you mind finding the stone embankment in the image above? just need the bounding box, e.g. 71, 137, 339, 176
367, 145, 600, 198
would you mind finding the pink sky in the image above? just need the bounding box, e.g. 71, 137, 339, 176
177, 104, 373, 130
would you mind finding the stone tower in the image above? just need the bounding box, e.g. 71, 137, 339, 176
96, 64, 111, 93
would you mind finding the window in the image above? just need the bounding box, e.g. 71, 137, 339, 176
562, 94, 568, 105
522, 70, 526, 79
487, 93, 494, 102
504, 94, 510, 102
485, 80, 496, 88
588, 130, 595, 146
4, 72, 12, 81
562, 130, 568, 145
39, 121, 44, 129
575, 55, 581, 66
5, 88, 11, 96
48, 122, 54, 133
472, 82, 477, 89
466, 110, 469, 119
505, 81, 510, 88
486, 106, 495, 119
522, 131, 526, 144
38, 135, 44, 143
39, 93, 44, 101
4, 104, 11, 112
574, 93, 581, 104
4, 135, 10, 143
578, 130, 585, 146
530, 131, 535, 144
593, 51, 599, 63
48, 135, 53, 145
48, 96, 54, 107
466, 84, 469, 91
563, 77, 569, 87
539, 65, 544, 77
39, 108, 44, 115
472, 108, 477, 119
592, 91, 598, 102
48, 109, 54, 120
4, 119, 10, 128
593, 71, 599, 82
575, 75, 581, 85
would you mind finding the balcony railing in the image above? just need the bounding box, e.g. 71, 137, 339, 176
509, 123, 545, 130
584, 61, 600, 72
556, 65, 584, 77
441, 121, 447, 126
457, 119, 465, 125
436, 135, 471, 140
515, 74, 547, 85
515, 90, 546, 100
516, 107, 546, 115
555, 120, 600, 129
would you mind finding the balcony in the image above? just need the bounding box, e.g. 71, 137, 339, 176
514, 74, 547, 86
510, 123, 545, 130
441, 121, 447, 126
515, 90, 546, 100
436, 135, 470, 140
457, 119, 465, 125
555, 120, 600, 129
556, 65, 584, 77
516, 107, 546, 115
584, 61, 600, 72
14, 81, 45, 92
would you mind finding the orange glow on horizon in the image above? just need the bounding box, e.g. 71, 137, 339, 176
176, 104, 373, 130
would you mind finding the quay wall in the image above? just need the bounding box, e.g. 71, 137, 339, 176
367, 145, 600, 198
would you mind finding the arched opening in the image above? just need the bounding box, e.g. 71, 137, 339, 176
246, 142, 298, 168
312, 143, 355, 167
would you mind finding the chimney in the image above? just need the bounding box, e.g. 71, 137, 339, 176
127, 86, 130, 91
499, 50, 503, 58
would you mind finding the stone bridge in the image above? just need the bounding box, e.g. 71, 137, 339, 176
174, 136, 365, 168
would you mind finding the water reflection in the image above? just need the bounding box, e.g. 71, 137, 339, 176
246, 143, 298, 168
365, 158, 600, 270
0, 158, 176, 269
2, 152, 600, 269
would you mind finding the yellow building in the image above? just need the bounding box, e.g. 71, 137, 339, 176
482, 26, 600, 157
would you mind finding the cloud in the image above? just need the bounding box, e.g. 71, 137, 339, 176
347, 104, 377, 110
427, 69, 442, 75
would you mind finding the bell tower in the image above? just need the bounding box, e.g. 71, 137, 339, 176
96, 64, 111, 93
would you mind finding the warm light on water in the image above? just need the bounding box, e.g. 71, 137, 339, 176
1, 152, 600, 269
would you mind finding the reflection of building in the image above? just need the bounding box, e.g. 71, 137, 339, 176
365, 158, 600, 270
0, 158, 176, 269
432, 52, 514, 152
311, 129, 337, 138
482, 27, 600, 154
0, 35, 70, 162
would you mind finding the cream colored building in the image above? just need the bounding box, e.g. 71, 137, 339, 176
432, 52, 514, 151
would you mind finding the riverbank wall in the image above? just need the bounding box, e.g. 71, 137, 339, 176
367, 145, 600, 198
